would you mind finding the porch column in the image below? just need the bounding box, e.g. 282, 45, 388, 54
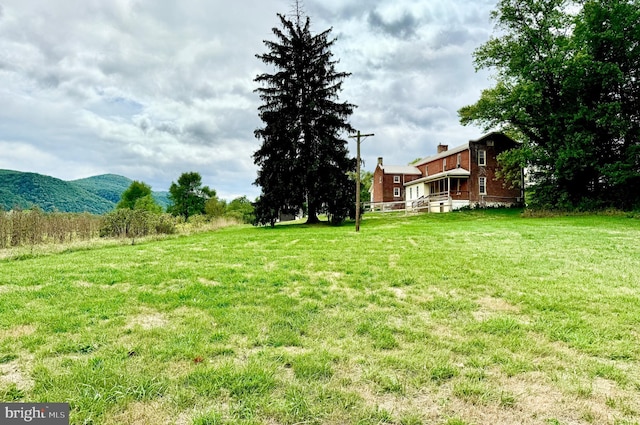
447, 177, 451, 211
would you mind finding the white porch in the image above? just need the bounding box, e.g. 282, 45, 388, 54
405, 169, 471, 213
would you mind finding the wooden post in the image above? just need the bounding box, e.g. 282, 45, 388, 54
350, 131, 374, 232
356, 132, 361, 229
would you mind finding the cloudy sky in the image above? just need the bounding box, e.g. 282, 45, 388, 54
0, 0, 498, 200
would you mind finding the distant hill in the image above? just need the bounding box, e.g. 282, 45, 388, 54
72, 174, 134, 204
0, 170, 171, 214
151, 191, 171, 210
73, 174, 171, 210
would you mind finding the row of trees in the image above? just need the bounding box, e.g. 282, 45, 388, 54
0, 171, 256, 248
460, 0, 640, 210
0, 170, 253, 247
165, 172, 254, 223
102, 172, 255, 238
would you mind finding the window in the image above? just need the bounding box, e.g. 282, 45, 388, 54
479, 177, 487, 195
443, 158, 447, 172
393, 175, 400, 183
393, 187, 401, 197
416, 186, 419, 197
478, 149, 486, 166
409, 187, 412, 199
379, 176, 382, 183
457, 153, 461, 168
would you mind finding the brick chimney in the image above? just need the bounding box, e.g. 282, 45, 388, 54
377, 157, 383, 166
437, 144, 448, 154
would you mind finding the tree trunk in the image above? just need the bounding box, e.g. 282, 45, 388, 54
306, 202, 320, 224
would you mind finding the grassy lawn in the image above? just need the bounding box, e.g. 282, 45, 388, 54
0, 209, 639, 425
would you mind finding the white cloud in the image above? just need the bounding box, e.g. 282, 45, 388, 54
0, 0, 496, 200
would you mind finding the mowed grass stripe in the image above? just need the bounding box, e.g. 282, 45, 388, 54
0, 209, 639, 425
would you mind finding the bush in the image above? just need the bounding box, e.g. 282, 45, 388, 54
223, 210, 245, 223
154, 214, 177, 234
225, 196, 255, 224
186, 214, 209, 229
100, 210, 175, 239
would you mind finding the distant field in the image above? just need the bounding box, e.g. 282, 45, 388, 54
0, 210, 639, 425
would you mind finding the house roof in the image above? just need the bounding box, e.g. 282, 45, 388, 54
411, 143, 469, 167
379, 165, 422, 175
404, 168, 471, 186
410, 132, 515, 167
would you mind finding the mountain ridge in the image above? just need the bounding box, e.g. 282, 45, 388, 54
0, 170, 170, 214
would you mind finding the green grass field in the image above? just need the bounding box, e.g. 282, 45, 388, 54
1, 210, 639, 425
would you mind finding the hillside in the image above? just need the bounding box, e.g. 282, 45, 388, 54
73, 174, 171, 210
0, 170, 170, 214
151, 191, 171, 210
72, 174, 134, 204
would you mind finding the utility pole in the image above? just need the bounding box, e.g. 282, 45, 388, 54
350, 130, 374, 232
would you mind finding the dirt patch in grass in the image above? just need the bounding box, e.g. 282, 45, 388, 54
358, 385, 441, 422
104, 401, 171, 425
0, 359, 34, 391
311, 270, 344, 284
484, 371, 620, 425
498, 372, 574, 422
476, 296, 520, 313
1, 325, 36, 338
348, 368, 631, 425
418, 315, 459, 340
74, 281, 133, 292
0, 285, 44, 294
197, 277, 221, 286
126, 310, 168, 330
610, 285, 639, 297
264, 261, 278, 272
473, 296, 521, 321
388, 287, 407, 299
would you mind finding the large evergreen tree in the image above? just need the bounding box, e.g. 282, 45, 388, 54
253, 6, 356, 225
459, 0, 640, 210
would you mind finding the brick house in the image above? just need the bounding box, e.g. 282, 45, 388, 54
370, 158, 422, 209
371, 132, 523, 212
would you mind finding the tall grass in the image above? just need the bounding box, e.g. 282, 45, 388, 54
0, 208, 101, 248
0, 208, 241, 253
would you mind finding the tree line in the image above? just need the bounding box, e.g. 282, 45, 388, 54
460, 0, 640, 211
0, 171, 255, 248
100, 171, 255, 238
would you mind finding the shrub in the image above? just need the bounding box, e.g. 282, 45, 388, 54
100, 210, 175, 239
225, 196, 255, 224
154, 214, 177, 235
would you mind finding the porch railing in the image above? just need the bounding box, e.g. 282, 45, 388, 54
409, 191, 471, 212
364, 201, 406, 212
